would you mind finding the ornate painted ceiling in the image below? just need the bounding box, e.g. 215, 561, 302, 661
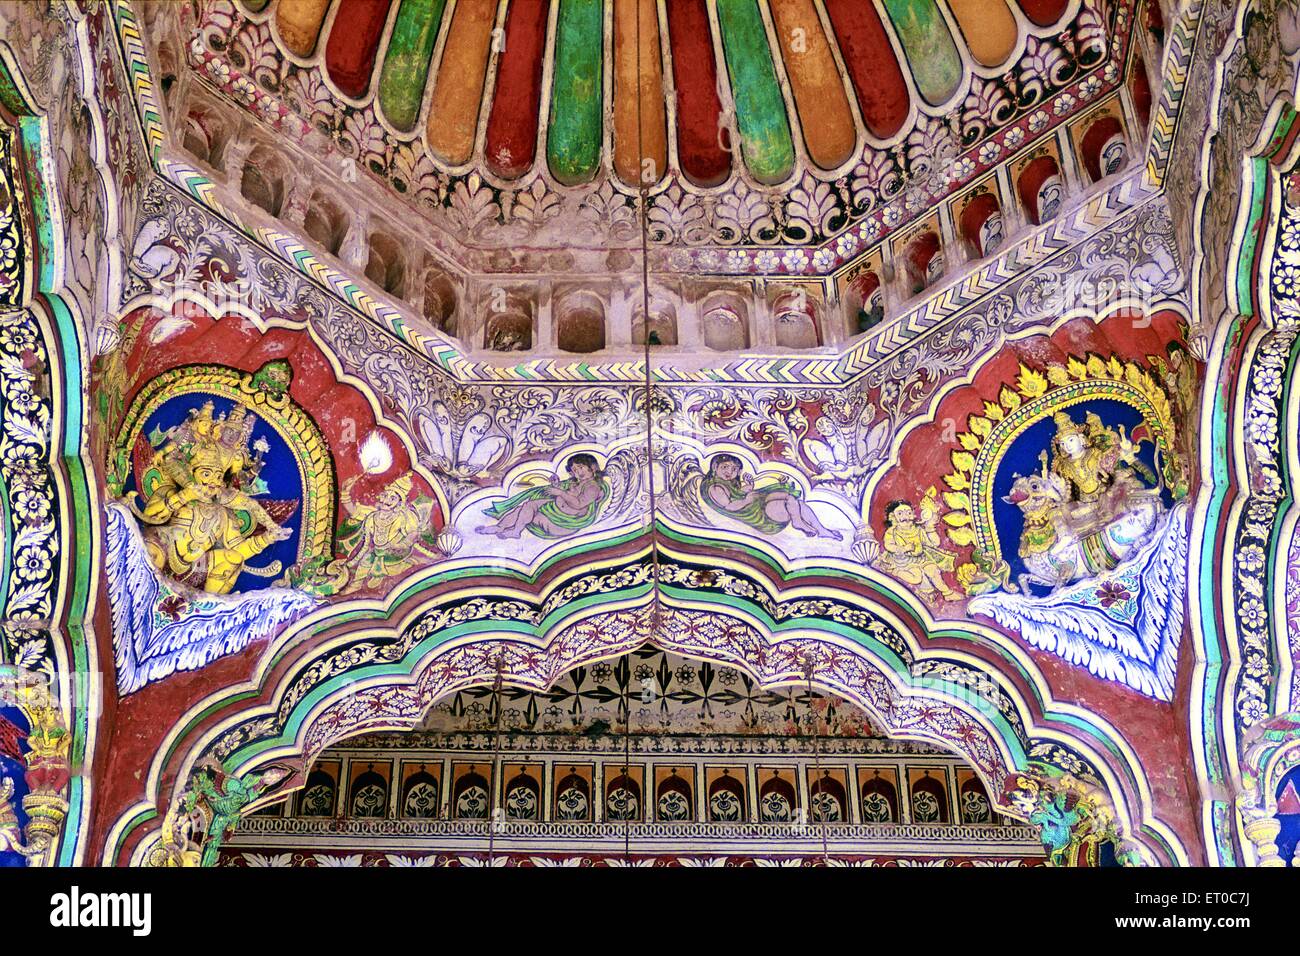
151, 0, 1159, 369
1, 0, 1299, 876
184, 0, 1118, 262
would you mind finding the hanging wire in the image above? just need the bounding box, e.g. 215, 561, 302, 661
636, 0, 663, 616
623, 656, 633, 861
802, 653, 831, 864
631, 0, 661, 867
486, 654, 506, 864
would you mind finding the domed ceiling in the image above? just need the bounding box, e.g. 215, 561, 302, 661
181, 0, 1136, 278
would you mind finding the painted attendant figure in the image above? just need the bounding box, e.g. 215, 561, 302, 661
874, 493, 960, 603
478, 452, 610, 539
702, 454, 842, 540
336, 472, 440, 591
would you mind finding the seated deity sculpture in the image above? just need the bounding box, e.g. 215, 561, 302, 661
1002, 410, 1164, 594
130, 401, 294, 594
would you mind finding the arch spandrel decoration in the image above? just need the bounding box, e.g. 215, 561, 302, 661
107, 359, 337, 592
855, 309, 1198, 702
81, 295, 1198, 869
95, 303, 457, 695
108, 545, 1188, 868
943, 355, 1187, 565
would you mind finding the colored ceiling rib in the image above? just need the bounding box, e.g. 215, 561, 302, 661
254, 0, 1084, 186
377, 0, 448, 133
664, 0, 731, 187
275, 0, 332, 58
1016, 0, 1071, 28
947, 0, 1018, 68
821, 0, 909, 141
612, 0, 667, 188
325, 0, 393, 99
768, 0, 856, 170
426, 0, 497, 167
881, 0, 963, 107
715, 0, 795, 185
547, 0, 604, 186
485, 0, 550, 179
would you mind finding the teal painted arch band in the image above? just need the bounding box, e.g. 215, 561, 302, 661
220, 592, 1030, 774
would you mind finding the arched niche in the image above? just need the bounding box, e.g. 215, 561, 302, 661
758, 771, 797, 822
347, 765, 389, 818
1017, 155, 1065, 226
910, 773, 950, 824
400, 767, 441, 819
656, 770, 693, 822
157, 38, 180, 109
554, 769, 591, 821
847, 270, 884, 334
503, 770, 541, 821
700, 294, 750, 351
302, 189, 349, 256
421, 265, 459, 335
240, 145, 288, 217
860, 771, 898, 823
633, 302, 679, 346
451, 769, 491, 819
902, 231, 945, 294
960, 776, 993, 824
959, 192, 1005, 259
604, 772, 642, 822
772, 288, 821, 348
555, 291, 607, 353
365, 231, 406, 297
1081, 116, 1128, 183
484, 292, 534, 352
809, 771, 847, 822
297, 766, 337, 817
182, 104, 230, 169
708, 771, 746, 822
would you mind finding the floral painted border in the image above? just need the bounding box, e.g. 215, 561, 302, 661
0, 125, 60, 673
1232, 327, 1298, 730
219, 848, 1047, 868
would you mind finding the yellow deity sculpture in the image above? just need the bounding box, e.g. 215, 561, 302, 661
131, 401, 293, 594
1049, 410, 1154, 534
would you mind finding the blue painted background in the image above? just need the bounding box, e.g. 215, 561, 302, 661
123, 394, 303, 592
991, 400, 1174, 595
0, 703, 29, 867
